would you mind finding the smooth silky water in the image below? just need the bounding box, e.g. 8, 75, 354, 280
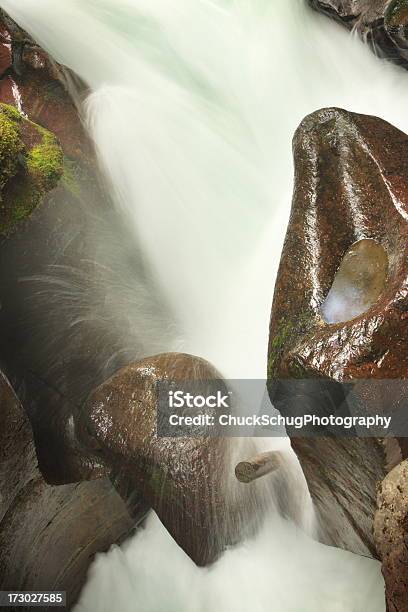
3, 0, 408, 609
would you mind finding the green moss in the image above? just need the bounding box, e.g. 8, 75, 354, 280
287, 358, 308, 379
0, 104, 23, 122
12, 201, 36, 222
27, 127, 64, 191
268, 319, 295, 380
8, 179, 41, 222
267, 312, 311, 380
0, 103, 64, 236
0, 104, 24, 190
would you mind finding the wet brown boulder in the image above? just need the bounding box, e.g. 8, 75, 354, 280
267, 107, 407, 568
75, 353, 265, 567
307, 0, 408, 69
374, 460, 408, 612
0, 369, 146, 612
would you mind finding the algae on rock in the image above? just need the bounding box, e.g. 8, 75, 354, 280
0, 103, 63, 236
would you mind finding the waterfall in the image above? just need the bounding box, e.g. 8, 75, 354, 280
2, 0, 408, 609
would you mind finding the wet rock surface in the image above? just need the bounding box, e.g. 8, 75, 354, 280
267, 108, 408, 599
307, 0, 408, 68
0, 10, 153, 608
0, 369, 145, 612
0, 10, 89, 161
374, 460, 408, 612
268, 107, 408, 385
76, 353, 265, 567
0, 7, 173, 435
0, 9, 130, 479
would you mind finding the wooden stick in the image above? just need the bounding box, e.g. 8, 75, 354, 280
235, 451, 281, 483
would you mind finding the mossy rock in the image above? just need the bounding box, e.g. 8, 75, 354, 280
0, 105, 23, 191
0, 103, 63, 236
267, 312, 311, 380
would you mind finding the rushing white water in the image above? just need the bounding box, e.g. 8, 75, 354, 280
3, 0, 408, 609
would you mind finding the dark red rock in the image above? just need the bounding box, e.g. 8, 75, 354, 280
269, 108, 408, 384
267, 107, 408, 603
0, 28, 11, 77
307, 0, 408, 69
0, 9, 92, 163
0, 75, 16, 107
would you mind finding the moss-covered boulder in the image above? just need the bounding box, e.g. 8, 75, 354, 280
0, 104, 23, 190
0, 103, 63, 236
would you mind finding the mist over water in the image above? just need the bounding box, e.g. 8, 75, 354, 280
3, 0, 408, 609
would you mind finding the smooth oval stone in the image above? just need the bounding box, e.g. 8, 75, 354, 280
321, 238, 389, 324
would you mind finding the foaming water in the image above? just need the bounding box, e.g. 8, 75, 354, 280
74, 513, 384, 612
2, 0, 407, 609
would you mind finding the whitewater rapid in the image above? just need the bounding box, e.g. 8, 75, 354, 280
3, 0, 408, 609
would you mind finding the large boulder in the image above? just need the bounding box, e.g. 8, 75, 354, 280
75, 353, 267, 567
0, 369, 146, 611
307, 0, 408, 68
267, 108, 408, 595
